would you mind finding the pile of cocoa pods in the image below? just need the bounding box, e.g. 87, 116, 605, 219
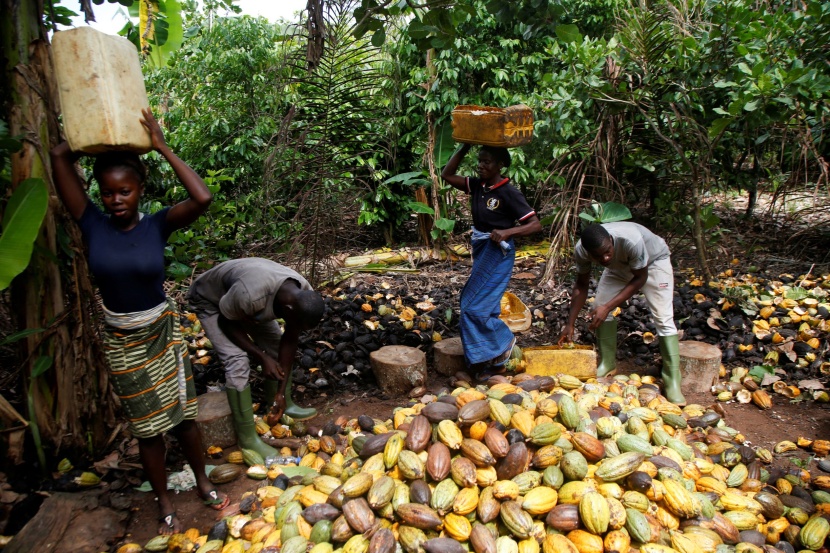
120, 370, 830, 553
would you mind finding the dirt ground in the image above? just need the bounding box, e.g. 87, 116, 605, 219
115, 365, 830, 549
5, 194, 830, 552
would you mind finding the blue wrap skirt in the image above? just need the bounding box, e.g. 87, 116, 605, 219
459, 230, 516, 367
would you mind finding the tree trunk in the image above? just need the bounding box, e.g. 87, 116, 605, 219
423, 48, 439, 246
689, 175, 711, 281
2, 0, 117, 461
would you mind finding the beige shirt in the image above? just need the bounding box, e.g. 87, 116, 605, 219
574, 222, 670, 274
188, 258, 310, 322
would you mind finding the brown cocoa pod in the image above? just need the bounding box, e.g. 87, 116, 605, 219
496, 442, 528, 480
360, 432, 395, 459
426, 441, 451, 481
572, 432, 606, 463
458, 400, 491, 425
405, 415, 432, 453
546, 503, 580, 532
423, 538, 466, 553
302, 503, 341, 524
650, 455, 682, 473
410, 479, 432, 505
451, 456, 478, 488
331, 514, 354, 543
460, 438, 496, 467
396, 503, 443, 531
342, 497, 376, 534
470, 523, 497, 553
368, 527, 396, 553
477, 486, 501, 523
484, 427, 510, 459
422, 402, 459, 423
327, 484, 346, 509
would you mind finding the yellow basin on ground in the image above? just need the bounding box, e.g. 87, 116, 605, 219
522, 345, 598, 380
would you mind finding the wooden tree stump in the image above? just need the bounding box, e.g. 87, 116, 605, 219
5, 490, 127, 553
370, 346, 427, 396
678, 341, 722, 395
433, 337, 465, 376
196, 392, 237, 449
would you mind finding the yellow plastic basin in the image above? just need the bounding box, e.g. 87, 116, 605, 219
522, 345, 597, 380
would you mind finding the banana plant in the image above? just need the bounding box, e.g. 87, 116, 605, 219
0, 178, 49, 290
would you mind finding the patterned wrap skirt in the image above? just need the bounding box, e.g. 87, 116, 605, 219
103, 298, 197, 438
459, 229, 516, 367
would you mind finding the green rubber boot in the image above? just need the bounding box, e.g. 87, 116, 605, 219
283, 372, 317, 421
658, 334, 686, 406
595, 320, 618, 377
226, 386, 276, 459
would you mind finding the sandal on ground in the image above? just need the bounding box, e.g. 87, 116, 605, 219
158, 512, 182, 535
473, 338, 517, 381
198, 488, 230, 510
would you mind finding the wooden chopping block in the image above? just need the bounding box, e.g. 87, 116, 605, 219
433, 337, 465, 376
370, 345, 427, 396
678, 341, 722, 395
196, 391, 237, 449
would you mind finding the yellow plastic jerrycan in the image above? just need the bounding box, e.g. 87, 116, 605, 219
52, 27, 152, 154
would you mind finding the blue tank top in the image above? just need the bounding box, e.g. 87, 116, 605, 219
78, 201, 172, 313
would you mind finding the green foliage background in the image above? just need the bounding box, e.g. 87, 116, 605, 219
100, 0, 828, 279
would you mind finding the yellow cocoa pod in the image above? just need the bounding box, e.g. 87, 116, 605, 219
719, 490, 763, 514
383, 432, 405, 469
297, 486, 329, 508
493, 479, 520, 500
443, 512, 472, 541
662, 479, 700, 519
607, 497, 627, 530
437, 420, 463, 450
358, 454, 382, 475
518, 538, 540, 553
670, 531, 704, 553
558, 480, 597, 505
543, 534, 579, 553
536, 398, 559, 418
476, 466, 498, 487
469, 420, 489, 441
604, 530, 630, 553
299, 452, 318, 468
723, 510, 761, 531
579, 492, 610, 535
522, 486, 558, 516
342, 472, 374, 498
490, 400, 513, 427
453, 486, 479, 516
510, 410, 535, 438
598, 482, 623, 500
566, 529, 603, 553
457, 388, 486, 406
639, 544, 680, 553
655, 505, 680, 530
695, 476, 727, 496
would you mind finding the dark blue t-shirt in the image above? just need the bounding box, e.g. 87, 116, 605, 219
78, 201, 172, 313
466, 177, 536, 232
